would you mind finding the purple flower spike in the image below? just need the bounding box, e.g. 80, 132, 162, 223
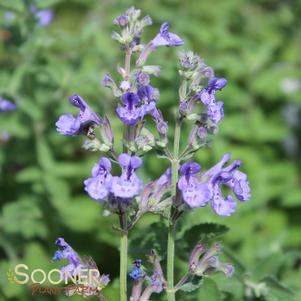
0, 98, 16, 112
111, 154, 143, 198
84, 157, 113, 202
178, 162, 211, 208
116, 92, 143, 125
152, 22, 184, 48
56, 94, 102, 136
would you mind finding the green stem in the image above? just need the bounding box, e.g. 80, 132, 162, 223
119, 213, 128, 301
167, 118, 181, 301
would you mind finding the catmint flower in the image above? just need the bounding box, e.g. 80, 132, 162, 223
189, 243, 207, 273
202, 66, 215, 78
31, 6, 53, 27
178, 162, 211, 208
137, 22, 184, 65
84, 158, 113, 202
102, 73, 121, 97
116, 92, 143, 125
152, 22, 184, 47
120, 80, 131, 92
56, 94, 102, 136
204, 153, 251, 216
52, 237, 82, 278
111, 154, 143, 198
207, 101, 224, 124
114, 15, 129, 26
0, 98, 16, 112
129, 259, 144, 280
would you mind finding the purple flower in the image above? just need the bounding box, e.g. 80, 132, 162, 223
151, 22, 184, 48
129, 260, 143, 281
84, 158, 113, 202
199, 77, 227, 124
116, 92, 143, 125
52, 237, 82, 278
207, 101, 224, 124
31, 6, 53, 27
0, 98, 16, 112
137, 22, 183, 65
205, 153, 251, 216
56, 94, 102, 136
110, 154, 143, 198
178, 162, 211, 208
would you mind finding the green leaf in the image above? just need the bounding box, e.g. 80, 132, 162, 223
179, 279, 202, 292
263, 276, 295, 301
197, 278, 222, 301
1, 199, 47, 238
183, 223, 229, 244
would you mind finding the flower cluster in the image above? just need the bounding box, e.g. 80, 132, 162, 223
53, 6, 251, 300
178, 153, 251, 216
84, 154, 143, 210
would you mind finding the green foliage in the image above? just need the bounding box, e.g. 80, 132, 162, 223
0, 0, 300, 300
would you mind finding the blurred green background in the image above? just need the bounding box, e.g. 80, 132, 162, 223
0, 0, 300, 300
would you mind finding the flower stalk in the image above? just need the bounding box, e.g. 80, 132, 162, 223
167, 117, 181, 301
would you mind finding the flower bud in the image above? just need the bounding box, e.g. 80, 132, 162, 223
114, 15, 129, 26
142, 65, 161, 76
189, 243, 207, 272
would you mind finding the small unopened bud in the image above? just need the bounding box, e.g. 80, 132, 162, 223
202, 66, 215, 78
197, 126, 207, 140
100, 116, 114, 146
142, 15, 152, 26
120, 80, 131, 91
114, 15, 129, 27
137, 72, 150, 86
142, 65, 161, 76
189, 243, 207, 273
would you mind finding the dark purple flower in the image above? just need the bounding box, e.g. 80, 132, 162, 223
56, 94, 102, 136
84, 157, 113, 202
52, 237, 82, 278
152, 22, 184, 48
116, 92, 143, 125
111, 154, 143, 198
0, 98, 16, 112
178, 162, 212, 208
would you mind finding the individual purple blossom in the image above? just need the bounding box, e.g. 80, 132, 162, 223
52, 237, 82, 278
31, 6, 53, 27
207, 101, 224, 124
116, 92, 143, 125
178, 162, 211, 208
84, 157, 113, 202
0, 98, 16, 112
137, 22, 184, 65
129, 259, 143, 281
151, 22, 184, 48
56, 94, 102, 136
204, 153, 251, 216
110, 154, 143, 198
